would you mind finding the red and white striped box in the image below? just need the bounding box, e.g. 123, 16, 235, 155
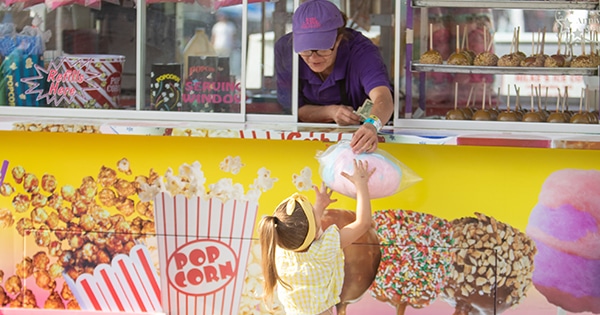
153, 192, 258, 315
65, 244, 162, 313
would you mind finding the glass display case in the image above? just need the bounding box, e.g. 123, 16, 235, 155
0, 0, 396, 124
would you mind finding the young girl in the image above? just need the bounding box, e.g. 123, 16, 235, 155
258, 159, 375, 315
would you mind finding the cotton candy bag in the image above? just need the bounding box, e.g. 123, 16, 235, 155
316, 140, 421, 199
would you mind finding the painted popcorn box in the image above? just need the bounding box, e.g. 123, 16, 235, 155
153, 192, 258, 315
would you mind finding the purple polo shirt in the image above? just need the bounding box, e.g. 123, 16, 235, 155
275, 28, 392, 111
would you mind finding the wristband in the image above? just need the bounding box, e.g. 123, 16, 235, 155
364, 114, 382, 131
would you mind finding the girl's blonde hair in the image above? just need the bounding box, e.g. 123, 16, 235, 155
258, 197, 313, 307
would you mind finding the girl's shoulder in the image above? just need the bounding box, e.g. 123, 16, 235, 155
311, 225, 341, 256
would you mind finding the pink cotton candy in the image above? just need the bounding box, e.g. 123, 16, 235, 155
316, 141, 421, 199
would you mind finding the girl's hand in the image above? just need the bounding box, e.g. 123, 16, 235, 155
313, 182, 336, 211
341, 159, 375, 187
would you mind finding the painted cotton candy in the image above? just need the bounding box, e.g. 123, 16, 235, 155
526, 168, 600, 314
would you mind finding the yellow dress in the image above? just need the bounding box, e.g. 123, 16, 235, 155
275, 225, 345, 315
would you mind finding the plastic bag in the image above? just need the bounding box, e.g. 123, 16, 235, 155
316, 140, 421, 199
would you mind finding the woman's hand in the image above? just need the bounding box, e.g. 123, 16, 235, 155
332, 105, 361, 126
350, 123, 379, 154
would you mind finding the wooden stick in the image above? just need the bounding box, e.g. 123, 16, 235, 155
456, 25, 460, 54
516, 26, 521, 52
507, 84, 511, 111
544, 86, 549, 110
484, 26, 488, 55
429, 23, 434, 51
556, 88, 561, 113
557, 31, 562, 55
462, 25, 468, 51
532, 29, 536, 55
487, 32, 495, 52
582, 29, 586, 56
510, 28, 515, 54
515, 85, 521, 111
531, 84, 535, 112
541, 27, 546, 55
466, 85, 475, 108
537, 84, 543, 112
482, 82, 487, 110
455, 82, 459, 110
563, 86, 569, 113
579, 87, 585, 113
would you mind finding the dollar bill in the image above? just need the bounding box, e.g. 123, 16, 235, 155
355, 99, 373, 122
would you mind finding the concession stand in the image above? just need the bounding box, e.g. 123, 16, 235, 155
0, 0, 599, 314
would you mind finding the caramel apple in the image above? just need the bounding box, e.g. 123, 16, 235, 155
421, 23, 443, 64
571, 54, 595, 68
544, 54, 565, 67
498, 53, 522, 67
571, 30, 595, 68
523, 85, 546, 122
499, 29, 527, 67
472, 109, 492, 121
545, 32, 565, 67
473, 83, 493, 121
447, 53, 470, 65
497, 85, 520, 121
474, 52, 499, 66
461, 50, 476, 64
473, 27, 498, 66
447, 82, 467, 120
448, 26, 470, 65
547, 88, 568, 123
570, 88, 593, 124
421, 50, 443, 64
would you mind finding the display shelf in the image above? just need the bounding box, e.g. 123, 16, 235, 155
399, 0, 600, 132
411, 0, 599, 10
412, 62, 599, 75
